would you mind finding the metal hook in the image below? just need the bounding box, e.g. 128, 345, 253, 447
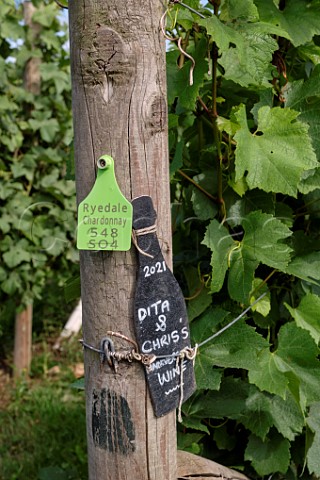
100, 336, 118, 372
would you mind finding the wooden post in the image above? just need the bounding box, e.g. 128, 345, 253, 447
13, 304, 33, 377
68, 1, 176, 479
14, 1, 41, 378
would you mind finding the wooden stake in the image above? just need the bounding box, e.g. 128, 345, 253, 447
13, 2, 41, 378
13, 304, 33, 378
68, 1, 176, 479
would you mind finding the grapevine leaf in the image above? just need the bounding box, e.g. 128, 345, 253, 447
213, 425, 236, 451
286, 252, 320, 286
243, 388, 303, 441
269, 393, 304, 441
187, 287, 212, 322
255, 0, 320, 47
250, 323, 320, 405
191, 307, 230, 345
191, 189, 218, 221
299, 44, 320, 65
198, 16, 241, 54
220, 0, 259, 22
194, 361, 223, 390
249, 349, 289, 398
298, 167, 320, 195
239, 211, 292, 269
170, 138, 184, 178
167, 38, 208, 110
191, 377, 250, 419
218, 24, 278, 88
199, 17, 287, 88
1, 271, 22, 295
227, 190, 275, 227
197, 322, 269, 371
228, 247, 258, 303
285, 65, 320, 159
181, 417, 209, 435
285, 293, 320, 344
197, 378, 303, 441
234, 105, 318, 196
250, 278, 271, 317
245, 431, 291, 475
228, 211, 292, 303
202, 219, 234, 293
3, 244, 31, 268
306, 403, 320, 476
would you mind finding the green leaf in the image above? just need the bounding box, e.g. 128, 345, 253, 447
220, 0, 259, 22
250, 278, 271, 317
170, 138, 184, 178
177, 432, 205, 454
194, 361, 222, 391
255, 0, 320, 47
32, 3, 59, 28
245, 431, 291, 475
199, 18, 286, 88
234, 105, 318, 197
213, 425, 236, 451
0, 214, 11, 234
3, 245, 31, 268
218, 24, 278, 88
192, 377, 249, 419
249, 349, 289, 398
202, 219, 234, 293
306, 403, 320, 476
1, 271, 22, 295
181, 417, 209, 434
40, 63, 70, 95
249, 323, 320, 405
228, 211, 292, 303
191, 307, 226, 388
244, 388, 304, 441
191, 189, 218, 221
187, 287, 212, 322
40, 119, 60, 143
167, 38, 208, 110
285, 293, 320, 344
285, 65, 320, 159
64, 275, 81, 303
286, 251, 320, 286
198, 321, 269, 371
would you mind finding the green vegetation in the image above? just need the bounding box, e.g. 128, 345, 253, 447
0, 0, 78, 337
0, 337, 87, 480
168, 0, 320, 477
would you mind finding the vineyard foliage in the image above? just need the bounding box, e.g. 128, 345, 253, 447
167, 0, 320, 478
1, 0, 320, 478
0, 0, 78, 333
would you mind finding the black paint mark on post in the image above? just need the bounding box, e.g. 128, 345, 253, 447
132, 195, 196, 417
92, 389, 135, 454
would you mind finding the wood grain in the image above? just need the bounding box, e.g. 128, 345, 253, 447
177, 451, 250, 480
68, 1, 175, 479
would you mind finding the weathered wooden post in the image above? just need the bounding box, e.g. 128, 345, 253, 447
68, 1, 176, 479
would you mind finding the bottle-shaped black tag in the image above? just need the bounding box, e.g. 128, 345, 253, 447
132, 195, 196, 417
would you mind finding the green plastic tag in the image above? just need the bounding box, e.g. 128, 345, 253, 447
77, 155, 132, 251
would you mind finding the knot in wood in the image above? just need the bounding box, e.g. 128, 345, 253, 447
144, 94, 167, 134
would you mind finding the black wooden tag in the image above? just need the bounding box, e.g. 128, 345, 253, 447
132, 196, 196, 417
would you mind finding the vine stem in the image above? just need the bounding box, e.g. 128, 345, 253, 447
210, 0, 225, 219
177, 169, 218, 203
